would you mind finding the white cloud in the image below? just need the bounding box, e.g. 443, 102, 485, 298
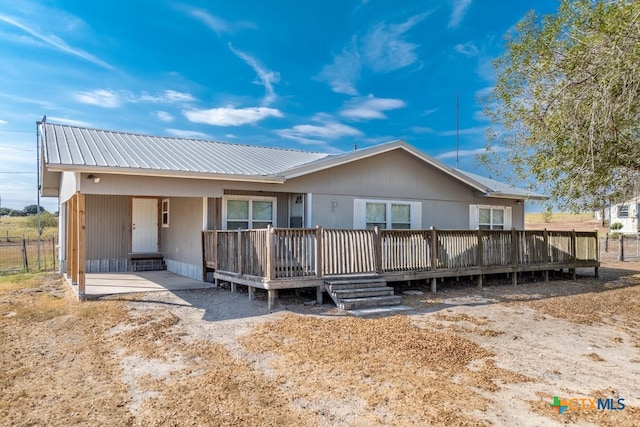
448, 0, 472, 29
276, 115, 363, 145
0, 119, 7, 124
438, 126, 486, 137
454, 41, 478, 57
184, 106, 283, 126
340, 95, 405, 120
475, 86, 493, 98
318, 38, 361, 96
74, 89, 122, 108
185, 7, 256, 36
157, 111, 174, 122
436, 145, 508, 160
228, 44, 279, 105
74, 89, 195, 108
319, 13, 428, 94
165, 128, 211, 139
410, 126, 435, 134
362, 13, 428, 73
46, 116, 93, 127
0, 13, 114, 70
421, 108, 439, 116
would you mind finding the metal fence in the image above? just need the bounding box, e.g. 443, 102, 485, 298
600, 234, 640, 262
0, 237, 57, 273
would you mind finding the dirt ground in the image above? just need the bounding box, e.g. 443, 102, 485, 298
2, 248, 640, 425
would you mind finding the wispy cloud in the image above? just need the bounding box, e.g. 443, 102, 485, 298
157, 111, 174, 122
228, 44, 280, 105
0, 13, 114, 70
184, 7, 256, 37
0, 119, 7, 125
474, 86, 493, 98
410, 126, 435, 134
74, 89, 195, 108
318, 38, 361, 96
46, 116, 93, 127
436, 145, 508, 160
165, 128, 211, 139
448, 0, 472, 29
319, 13, 429, 94
276, 114, 363, 145
362, 13, 428, 73
438, 126, 486, 137
340, 95, 405, 120
184, 106, 283, 126
454, 41, 478, 57
74, 89, 122, 108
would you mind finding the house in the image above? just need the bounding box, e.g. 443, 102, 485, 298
39, 121, 547, 295
596, 198, 640, 234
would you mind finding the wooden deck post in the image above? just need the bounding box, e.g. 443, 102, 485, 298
267, 289, 277, 310
267, 226, 275, 280
248, 286, 254, 300
511, 228, 518, 286
477, 229, 483, 288
236, 229, 243, 278
571, 229, 577, 279
618, 234, 624, 262
315, 226, 324, 304
77, 193, 86, 297
543, 229, 550, 282
594, 229, 599, 278
373, 226, 382, 274
429, 227, 438, 292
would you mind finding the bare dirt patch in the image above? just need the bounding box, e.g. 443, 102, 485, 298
2, 260, 640, 426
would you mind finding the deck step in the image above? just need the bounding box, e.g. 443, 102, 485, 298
338, 295, 402, 310
325, 277, 401, 311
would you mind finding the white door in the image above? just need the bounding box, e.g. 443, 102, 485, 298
132, 198, 158, 253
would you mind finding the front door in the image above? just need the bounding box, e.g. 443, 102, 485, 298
132, 198, 158, 253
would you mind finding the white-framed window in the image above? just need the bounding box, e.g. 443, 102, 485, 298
222, 195, 277, 230
161, 198, 170, 227
354, 199, 422, 230
469, 205, 512, 230
618, 205, 629, 218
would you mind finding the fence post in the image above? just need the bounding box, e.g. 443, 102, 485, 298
429, 227, 438, 292
315, 226, 323, 304
571, 229, 577, 279
22, 238, 29, 272
543, 229, 549, 282
604, 233, 609, 252
373, 226, 382, 274
266, 226, 275, 280
619, 234, 624, 262
476, 229, 483, 288
511, 228, 518, 285
236, 229, 243, 278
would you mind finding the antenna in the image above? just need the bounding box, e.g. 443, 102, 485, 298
456, 92, 459, 169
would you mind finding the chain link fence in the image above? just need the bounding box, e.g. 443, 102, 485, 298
0, 237, 57, 273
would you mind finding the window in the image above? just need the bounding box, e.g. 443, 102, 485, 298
355, 199, 421, 229
161, 199, 170, 227
618, 205, 629, 218
470, 205, 512, 230
223, 196, 276, 230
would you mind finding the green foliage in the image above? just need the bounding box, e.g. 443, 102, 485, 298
541, 207, 553, 223
484, 0, 640, 212
610, 222, 623, 231
23, 212, 58, 236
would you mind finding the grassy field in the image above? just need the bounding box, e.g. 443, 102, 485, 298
0, 216, 58, 241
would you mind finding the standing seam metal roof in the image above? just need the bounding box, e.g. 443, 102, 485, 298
42, 123, 331, 176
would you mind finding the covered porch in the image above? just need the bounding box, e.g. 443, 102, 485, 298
203, 227, 600, 309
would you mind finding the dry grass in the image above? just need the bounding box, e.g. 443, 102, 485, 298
0, 216, 57, 240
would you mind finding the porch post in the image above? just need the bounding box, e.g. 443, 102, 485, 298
70, 195, 78, 286
373, 226, 382, 274
77, 193, 86, 296
429, 227, 438, 292
511, 228, 518, 286
266, 226, 275, 280
571, 229, 578, 279
543, 229, 550, 282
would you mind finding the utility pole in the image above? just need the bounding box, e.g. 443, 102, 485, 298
36, 115, 46, 270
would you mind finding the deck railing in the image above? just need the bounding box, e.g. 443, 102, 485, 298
202, 227, 599, 280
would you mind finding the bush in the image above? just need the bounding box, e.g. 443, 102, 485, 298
610, 222, 623, 231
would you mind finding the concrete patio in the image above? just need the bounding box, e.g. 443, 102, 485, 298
69, 270, 216, 299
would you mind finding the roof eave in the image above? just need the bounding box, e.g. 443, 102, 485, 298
43, 164, 286, 184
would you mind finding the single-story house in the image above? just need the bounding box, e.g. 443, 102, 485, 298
39, 121, 545, 290
595, 198, 640, 234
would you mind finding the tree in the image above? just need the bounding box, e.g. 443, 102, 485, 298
23, 212, 58, 236
484, 0, 640, 212
22, 205, 48, 216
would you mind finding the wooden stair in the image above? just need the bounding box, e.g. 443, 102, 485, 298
325, 277, 401, 310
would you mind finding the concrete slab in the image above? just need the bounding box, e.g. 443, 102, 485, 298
78, 271, 216, 299
348, 305, 413, 317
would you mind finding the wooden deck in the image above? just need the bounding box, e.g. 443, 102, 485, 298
202, 227, 600, 309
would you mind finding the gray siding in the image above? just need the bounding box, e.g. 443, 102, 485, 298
160, 197, 203, 279
86, 194, 129, 259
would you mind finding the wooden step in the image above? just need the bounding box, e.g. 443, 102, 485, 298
331, 286, 395, 299
338, 295, 402, 310
326, 281, 388, 291
325, 278, 386, 287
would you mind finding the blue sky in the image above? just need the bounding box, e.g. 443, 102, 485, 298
0, 0, 559, 212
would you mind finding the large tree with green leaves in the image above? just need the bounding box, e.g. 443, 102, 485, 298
485, 0, 640, 211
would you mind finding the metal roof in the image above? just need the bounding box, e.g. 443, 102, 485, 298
40, 122, 545, 200
41, 123, 330, 178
